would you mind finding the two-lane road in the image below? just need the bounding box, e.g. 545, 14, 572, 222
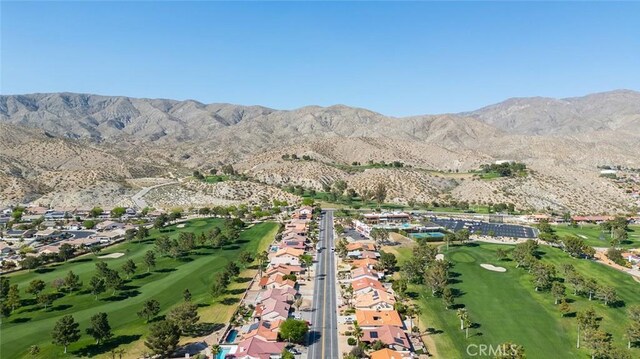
308, 209, 339, 359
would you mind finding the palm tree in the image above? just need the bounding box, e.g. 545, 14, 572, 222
456, 308, 468, 331
405, 305, 415, 335
464, 316, 472, 338
211, 344, 221, 357
294, 297, 303, 313
353, 321, 363, 345
256, 251, 269, 277
413, 305, 422, 334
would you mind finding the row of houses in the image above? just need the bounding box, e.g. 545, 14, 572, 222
340, 241, 424, 359
222, 206, 315, 359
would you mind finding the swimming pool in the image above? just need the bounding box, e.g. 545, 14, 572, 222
225, 329, 238, 343
216, 347, 231, 359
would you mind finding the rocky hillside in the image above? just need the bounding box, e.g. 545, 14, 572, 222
1, 91, 638, 213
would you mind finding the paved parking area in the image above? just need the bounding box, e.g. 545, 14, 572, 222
426, 217, 538, 238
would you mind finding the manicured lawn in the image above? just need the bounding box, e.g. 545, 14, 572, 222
397, 243, 640, 358
1, 218, 278, 358
553, 224, 640, 249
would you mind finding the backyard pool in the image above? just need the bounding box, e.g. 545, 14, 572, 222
410, 232, 445, 239
225, 329, 238, 343
216, 347, 231, 359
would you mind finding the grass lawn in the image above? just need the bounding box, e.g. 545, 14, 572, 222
396, 243, 640, 358
1, 218, 278, 359
553, 224, 640, 249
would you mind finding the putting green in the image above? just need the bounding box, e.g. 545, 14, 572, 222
450, 251, 475, 263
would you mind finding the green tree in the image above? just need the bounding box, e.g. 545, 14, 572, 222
21, 256, 41, 271
144, 250, 156, 272
104, 270, 124, 295
238, 251, 254, 266
26, 279, 46, 298
6, 284, 20, 311
64, 270, 82, 291
576, 307, 599, 348
86, 312, 112, 344
183, 288, 192, 302
38, 292, 55, 309
374, 183, 387, 207
110, 207, 126, 219
89, 207, 103, 218
281, 349, 295, 359
495, 248, 508, 261
278, 318, 309, 344
137, 299, 161, 322
144, 320, 180, 357
51, 315, 81, 353
551, 282, 566, 305
378, 250, 397, 273
58, 243, 75, 262
89, 276, 106, 300
83, 220, 96, 229
122, 259, 137, 279
443, 286, 455, 309
167, 302, 200, 334
136, 225, 149, 243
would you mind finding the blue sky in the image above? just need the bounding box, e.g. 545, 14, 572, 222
2, 1, 639, 116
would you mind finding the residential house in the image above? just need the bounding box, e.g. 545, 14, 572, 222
351, 258, 379, 269
34, 228, 59, 240
0, 242, 15, 256
254, 297, 291, 322
355, 310, 403, 328
370, 348, 410, 359
96, 221, 125, 231
258, 274, 297, 291
354, 289, 396, 311
265, 264, 304, 278
257, 287, 298, 304
362, 326, 411, 351
350, 266, 382, 282
241, 319, 284, 342
235, 337, 285, 359
351, 277, 386, 295
291, 206, 313, 220
270, 247, 304, 266
278, 240, 306, 251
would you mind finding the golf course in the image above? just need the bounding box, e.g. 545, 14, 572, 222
397, 242, 640, 358
1, 218, 278, 358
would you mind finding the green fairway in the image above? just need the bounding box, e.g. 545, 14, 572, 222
553, 224, 640, 249
1, 218, 278, 358
399, 243, 640, 358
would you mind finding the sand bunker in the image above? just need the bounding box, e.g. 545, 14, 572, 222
435, 254, 445, 261
99, 252, 125, 259
480, 263, 506, 272
176, 224, 186, 228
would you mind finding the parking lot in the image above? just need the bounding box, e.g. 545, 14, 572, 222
427, 217, 538, 239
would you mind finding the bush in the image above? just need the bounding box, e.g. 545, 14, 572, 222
343, 331, 352, 336
347, 337, 357, 346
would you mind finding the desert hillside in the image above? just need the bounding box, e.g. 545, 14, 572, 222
1, 91, 638, 213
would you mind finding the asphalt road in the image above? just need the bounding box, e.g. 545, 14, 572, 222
308, 209, 339, 359
427, 217, 538, 238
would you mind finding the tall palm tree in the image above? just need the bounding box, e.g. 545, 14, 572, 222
353, 321, 363, 345
464, 317, 472, 338
456, 308, 468, 331
256, 250, 269, 277
413, 305, 422, 334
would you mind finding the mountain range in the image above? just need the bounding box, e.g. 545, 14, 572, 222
1, 90, 639, 213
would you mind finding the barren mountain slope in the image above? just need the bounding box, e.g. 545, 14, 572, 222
467, 90, 640, 135
1, 91, 638, 213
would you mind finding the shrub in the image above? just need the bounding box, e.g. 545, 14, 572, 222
347, 337, 357, 346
